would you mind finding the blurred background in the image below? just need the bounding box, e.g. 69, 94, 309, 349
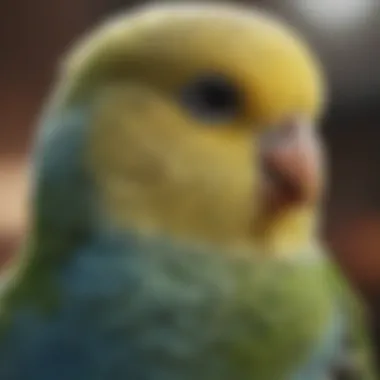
1, 0, 380, 352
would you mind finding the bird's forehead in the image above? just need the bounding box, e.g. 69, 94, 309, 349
67, 4, 313, 74
118, 5, 307, 61
64, 4, 325, 118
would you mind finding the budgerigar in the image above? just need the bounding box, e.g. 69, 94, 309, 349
0, 3, 375, 380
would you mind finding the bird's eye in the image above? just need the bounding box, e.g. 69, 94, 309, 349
180, 74, 241, 123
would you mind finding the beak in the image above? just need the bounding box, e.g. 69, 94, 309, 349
260, 116, 324, 211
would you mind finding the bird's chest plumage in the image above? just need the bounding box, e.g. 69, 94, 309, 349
0, 238, 343, 380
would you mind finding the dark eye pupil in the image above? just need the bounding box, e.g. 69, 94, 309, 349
197, 78, 237, 109
181, 74, 240, 122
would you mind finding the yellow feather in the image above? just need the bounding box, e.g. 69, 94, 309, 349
56, 3, 326, 256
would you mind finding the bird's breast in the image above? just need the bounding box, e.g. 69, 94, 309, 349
0, 235, 342, 380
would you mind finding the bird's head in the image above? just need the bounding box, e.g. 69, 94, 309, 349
33, 3, 326, 257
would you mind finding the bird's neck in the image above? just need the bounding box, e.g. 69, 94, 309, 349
0, 216, 326, 332
0, 229, 123, 319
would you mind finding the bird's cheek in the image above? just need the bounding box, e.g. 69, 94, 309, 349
259, 117, 324, 212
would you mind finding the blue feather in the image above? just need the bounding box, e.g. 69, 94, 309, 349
0, 230, 344, 380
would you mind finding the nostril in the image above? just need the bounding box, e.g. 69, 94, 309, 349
259, 122, 299, 154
